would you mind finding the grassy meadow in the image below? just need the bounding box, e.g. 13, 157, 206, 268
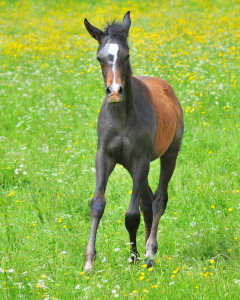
0, 0, 239, 299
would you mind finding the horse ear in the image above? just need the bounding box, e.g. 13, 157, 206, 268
84, 18, 103, 41
122, 11, 131, 36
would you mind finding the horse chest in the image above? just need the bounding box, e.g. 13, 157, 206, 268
102, 129, 145, 166
98, 99, 156, 164
106, 135, 133, 156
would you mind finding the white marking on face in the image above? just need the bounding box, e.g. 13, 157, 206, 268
108, 43, 119, 91
99, 43, 119, 92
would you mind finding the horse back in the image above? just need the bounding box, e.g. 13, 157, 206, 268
135, 76, 184, 158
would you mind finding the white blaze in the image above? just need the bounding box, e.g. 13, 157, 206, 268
108, 43, 119, 91
108, 44, 119, 90
99, 43, 120, 94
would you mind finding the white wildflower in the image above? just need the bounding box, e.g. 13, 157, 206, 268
75, 284, 81, 289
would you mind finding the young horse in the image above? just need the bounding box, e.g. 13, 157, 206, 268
84, 11, 184, 273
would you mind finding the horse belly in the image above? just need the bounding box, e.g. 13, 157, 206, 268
135, 76, 182, 158
153, 102, 177, 157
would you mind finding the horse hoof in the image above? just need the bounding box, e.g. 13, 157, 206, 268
146, 259, 155, 268
128, 253, 140, 265
84, 261, 94, 274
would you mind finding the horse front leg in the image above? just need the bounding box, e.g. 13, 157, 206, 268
125, 159, 150, 263
84, 150, 115, 273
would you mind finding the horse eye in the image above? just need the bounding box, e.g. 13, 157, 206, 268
125, 54, 130, 61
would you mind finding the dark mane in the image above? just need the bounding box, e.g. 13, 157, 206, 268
104, 21, 127, 39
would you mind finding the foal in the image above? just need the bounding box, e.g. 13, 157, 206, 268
84, 11, 184, 273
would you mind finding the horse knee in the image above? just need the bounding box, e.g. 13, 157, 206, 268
152, 193, 168, 213
90, 193, 106, 218
125, 210, 140, 233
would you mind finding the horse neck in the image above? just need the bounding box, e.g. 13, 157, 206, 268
124, 63, 135, 110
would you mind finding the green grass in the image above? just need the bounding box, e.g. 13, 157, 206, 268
0, 0, 239, 299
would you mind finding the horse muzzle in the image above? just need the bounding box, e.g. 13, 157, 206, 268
106, 84, 124, 102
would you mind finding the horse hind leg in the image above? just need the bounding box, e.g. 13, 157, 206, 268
140, 182, 154, 245
145, 149, 180, 267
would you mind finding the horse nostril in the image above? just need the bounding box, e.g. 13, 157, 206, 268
118, 86, 124, 95
106, 86, 111, 95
